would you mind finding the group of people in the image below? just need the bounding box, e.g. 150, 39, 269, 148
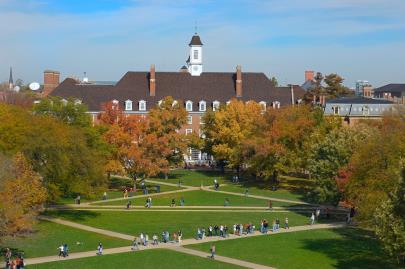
4, 249, 24, 269
131, 231, 183, 250
260, 218, 289, 233
57, 243, 69, 257
170, 197, 185, 207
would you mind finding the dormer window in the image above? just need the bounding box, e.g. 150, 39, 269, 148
186, 100, 193, 112
125, 100, 133, 111
362, 106, 369, 116
213, 101, 220, 111
194, 50, 198, 60
199, 101, 206, 112
332, 106, 340, 115
259, 101, 267, 112
272, 101, 280, 109
139, 100, 146, 111
74, 99, 82, 105
226, 101, 231, 106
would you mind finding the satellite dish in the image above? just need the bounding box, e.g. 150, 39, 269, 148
29, 82, 40, 91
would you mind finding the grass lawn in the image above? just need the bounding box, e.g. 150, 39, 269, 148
95, 190, 293, 207
187, 228, 405, 269
45, 210, 312, 240
29, 249, 244, 269
59, 184, 182, 205
0, 221, 130, 258
149, 169, 230, 187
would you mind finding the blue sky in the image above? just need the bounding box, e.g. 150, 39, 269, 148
1, 0, 405, 87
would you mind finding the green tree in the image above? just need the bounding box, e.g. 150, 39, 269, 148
374, 169, 405, 264
270, 76, 278, 87
324, 73, 353, 98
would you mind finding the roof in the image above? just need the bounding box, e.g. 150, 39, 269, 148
374, 84, 405, 93
51, 71, 300, 111
301, 80, 316, 91
327, 97, 394, 105
189, 35, 203, 46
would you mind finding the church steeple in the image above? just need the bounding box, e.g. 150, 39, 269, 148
187, 33, 203, 76
9, 67, 14, 90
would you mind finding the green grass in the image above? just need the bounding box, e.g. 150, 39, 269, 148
29, 249, 244, 269
45, 210, 312, 240
0, 221, 130, 258
95, 190, 293, 207
187, 228, 404, 269
59, 185, 182, 205
150, 169, 230, 187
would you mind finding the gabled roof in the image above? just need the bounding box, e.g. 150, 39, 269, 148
374, 84, 405, 93
301, 80, 316, 91
189, 35, 203, 46
51, 71, 300, 111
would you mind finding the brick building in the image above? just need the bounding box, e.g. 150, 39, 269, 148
47, 33, 305, 163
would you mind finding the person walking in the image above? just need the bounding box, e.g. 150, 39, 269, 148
131, 237, 139, 250
152, 234, 158, 245
224, 198, 229, 207
268, 200, 273, 210
180, 197, 185, 206
103, 192, 107, 200
210, 244, 216, 259
285, 217, 289, 229
310, 213, 315, 225
171, 198, 176, 207
58, 244, 64, 257
126, 200, 131, 209
76, 195, 81, 205
97, 243, 103, 255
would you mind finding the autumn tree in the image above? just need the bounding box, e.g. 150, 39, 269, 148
0, 103, 107, 201
99, 96, 188, 181
202, 100, 264, 174
0, 153, 47, 238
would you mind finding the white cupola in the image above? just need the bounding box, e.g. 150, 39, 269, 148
187, 33, 203, 76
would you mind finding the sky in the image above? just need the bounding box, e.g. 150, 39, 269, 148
1, 0, 405, 88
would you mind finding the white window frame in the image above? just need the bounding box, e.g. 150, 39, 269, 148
186, 100, 193, 112
259, 101, 267, 112
139, 100, 146, 111
213, 101, 220, 111
272, 101, 280, 109
185, 129, 193, 135
125, 100, 133, 111
362, 106, 370, 116
112, 99, 119, 105
187, 115, 193, 125
199, 100, 206, 112
194, 50, 198, 60
332, 106, 340, 115
200, 116, 205, 124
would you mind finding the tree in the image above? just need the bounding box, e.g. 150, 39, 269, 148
374, 169, 405, 264
307, 123, 373, 205
33, 96, 92, 128
243, 105, 316, 182
202, 99, 264, 174
324, 73, 353, 98
0, 103, 107, 201
270, 77, 278, 87
0, 153, 47, 238
99, 96, 188, 181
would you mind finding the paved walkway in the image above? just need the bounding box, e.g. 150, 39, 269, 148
28, 216, 345, 268
173, 247, 275, 269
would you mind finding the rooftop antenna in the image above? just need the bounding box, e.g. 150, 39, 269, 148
194, 20, 198, 34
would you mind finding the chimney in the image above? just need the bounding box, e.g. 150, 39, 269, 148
43, 70, 60, 96
236, 65, 242, 97
149, 64, 156, 96
305, 70, 314, 82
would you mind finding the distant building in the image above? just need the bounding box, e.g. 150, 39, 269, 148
373, 84, 405, 104
301, 70, 317, 91
324, 97, 396, 126
355, 80, 373, 97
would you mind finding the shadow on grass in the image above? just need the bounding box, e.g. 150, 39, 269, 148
302, 228, 404, 269
44, 210, 100, 222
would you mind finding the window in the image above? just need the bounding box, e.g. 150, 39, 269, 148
259, 101, 267, 112
362, 106, 369, 116
125, 100, 133, 111
199, 101, 206, 112
186, 129, 193, 135
186, 101, 193, 112
139, 100, 146, 111
272, 101, 280, 109
74, 99, 82, 105
158, 100, 163, 107
187, 115, 193, 124
332, 106, 340, 115
112, 99, 119, 105
200, 116, 205, 124
213, 101, 220, 111
194, 50, 198, 60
